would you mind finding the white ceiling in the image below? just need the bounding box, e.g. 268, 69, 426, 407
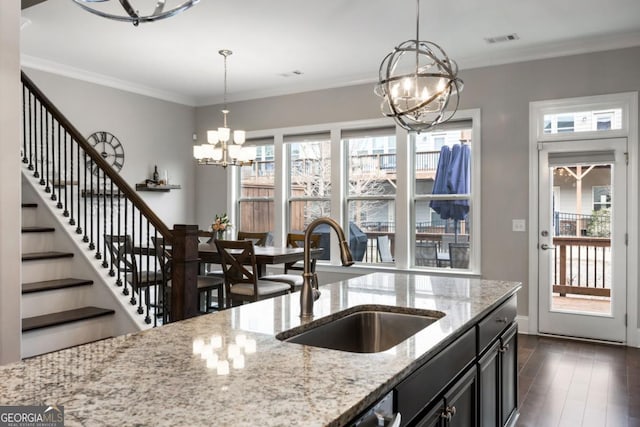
20, 0, 640, 106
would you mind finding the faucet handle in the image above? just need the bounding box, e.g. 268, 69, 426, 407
312, 288, 321, 301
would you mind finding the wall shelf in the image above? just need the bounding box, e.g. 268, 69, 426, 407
135, 183, 181, 192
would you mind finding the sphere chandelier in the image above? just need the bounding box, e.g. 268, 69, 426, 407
375, 0, 463, 133
71, 0, 200, 26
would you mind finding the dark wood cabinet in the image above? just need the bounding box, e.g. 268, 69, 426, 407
414, 367, 477, 427
350, 294, 519, 427
397, 328, 476, 426
500, 323, 518, 427
478, 340, 500, 426
477, 299, 518, 427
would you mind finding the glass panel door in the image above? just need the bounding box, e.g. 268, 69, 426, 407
538, 138, 626, 342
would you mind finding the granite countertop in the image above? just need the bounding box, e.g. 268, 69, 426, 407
0, 272, 521, 426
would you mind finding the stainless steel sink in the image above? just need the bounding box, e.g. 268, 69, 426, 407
276, 305, 445, 353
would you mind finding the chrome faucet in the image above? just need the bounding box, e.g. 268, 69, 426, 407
300, 217, 354, 320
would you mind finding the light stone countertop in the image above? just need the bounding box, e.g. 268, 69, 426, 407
0, 272, 521, 426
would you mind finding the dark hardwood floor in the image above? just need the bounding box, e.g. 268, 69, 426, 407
517, 334, 640, 427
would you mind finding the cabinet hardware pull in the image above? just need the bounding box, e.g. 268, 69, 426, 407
496, 317, 508, 324
499, 344, 509, 353
440, 409, 452, 421
448, 406, 457, 416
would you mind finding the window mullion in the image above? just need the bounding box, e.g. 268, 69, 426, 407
273, 133, 285, 246
395, 126, 410, 269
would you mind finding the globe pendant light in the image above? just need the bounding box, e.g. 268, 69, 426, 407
72, 0, 200, 26
375, 0, 463, 133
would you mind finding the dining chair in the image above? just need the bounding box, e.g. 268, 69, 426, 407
376, 235, 394, 262
237, 231, 271, 247
415, 241, 439, 267
104, 234, 162, 310
215, 239, 291, 306
449, 243, 470, 268
197, 230, 224, 278
151, 236, 225, 313
261, 232, 321, 291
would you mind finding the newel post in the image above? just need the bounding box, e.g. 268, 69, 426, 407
170, 224, 200, 321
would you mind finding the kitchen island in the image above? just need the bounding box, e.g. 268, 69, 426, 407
0, 272, 520, 426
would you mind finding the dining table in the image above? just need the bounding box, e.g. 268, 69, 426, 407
197, 243, 323, 277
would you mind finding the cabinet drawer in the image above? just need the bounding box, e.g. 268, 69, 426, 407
396, 327, 476, 426
477, 295, 516, 354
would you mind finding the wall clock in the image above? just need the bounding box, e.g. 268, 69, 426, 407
86, 131, 125, 175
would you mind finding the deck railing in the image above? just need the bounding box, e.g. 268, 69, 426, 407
552, 236, 611, 297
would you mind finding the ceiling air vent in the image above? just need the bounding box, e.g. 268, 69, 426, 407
484, 33, 520, 44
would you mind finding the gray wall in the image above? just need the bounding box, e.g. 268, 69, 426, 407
24, 68, 198, 228
0, 1, 22, 364
195, 46, 640, 319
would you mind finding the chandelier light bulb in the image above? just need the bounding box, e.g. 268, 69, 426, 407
233, 130, 246, 145
207, 130, 219, 145
218, 127, 230, 143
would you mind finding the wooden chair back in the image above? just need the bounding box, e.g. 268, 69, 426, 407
104, 234, 145, 289
215, 239, 260, 296
285, 232, 320, 273
237, 231, 270, 247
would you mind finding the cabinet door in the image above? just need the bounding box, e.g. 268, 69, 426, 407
478, 340, 500, 427
500, 323, 518, 427
444, 367, 477, 427
414, 403, 445, 427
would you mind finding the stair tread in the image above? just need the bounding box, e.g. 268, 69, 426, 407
22, 306, 115, 332
22, 278, 94, 294
21, 203, 38, 208
22, 251, 74, 261
22, 226, 55, 233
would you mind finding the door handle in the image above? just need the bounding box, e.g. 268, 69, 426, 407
540, 243, 556, 250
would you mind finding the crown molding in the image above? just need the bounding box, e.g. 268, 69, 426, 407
20, 54, 197, 106
459, 30, 640, 70
21, 30, 640, 108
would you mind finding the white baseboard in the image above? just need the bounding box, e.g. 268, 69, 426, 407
514, 315, 640, 348
516, 315, 530, 334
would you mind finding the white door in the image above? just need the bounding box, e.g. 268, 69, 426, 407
538, 138, 627, 342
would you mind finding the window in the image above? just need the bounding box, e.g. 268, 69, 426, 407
237, 139, 275, 234
233, 111, 481, 273
592, 185, 611, 211
343, 128, 396, 264
286, 133, 331, 233
542, 108, 622, 135
413, 120, 474, 270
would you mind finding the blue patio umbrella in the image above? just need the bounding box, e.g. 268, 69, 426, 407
429, 145, 452, 218
430, 143, 470, 242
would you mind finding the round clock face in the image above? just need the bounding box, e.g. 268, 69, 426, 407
86, 131, 125, 175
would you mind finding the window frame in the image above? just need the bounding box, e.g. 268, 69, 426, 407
232, 111, 481, 275
285, 133, 333, 233
411, 109, 481, 273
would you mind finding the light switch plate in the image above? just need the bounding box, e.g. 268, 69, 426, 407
512, 219, 526, 232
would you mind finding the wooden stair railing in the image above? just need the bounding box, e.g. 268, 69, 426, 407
21, 71, 199, 325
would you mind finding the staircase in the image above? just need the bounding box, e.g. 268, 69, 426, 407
19, 70, 199, 357
21, 201, 115, 358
